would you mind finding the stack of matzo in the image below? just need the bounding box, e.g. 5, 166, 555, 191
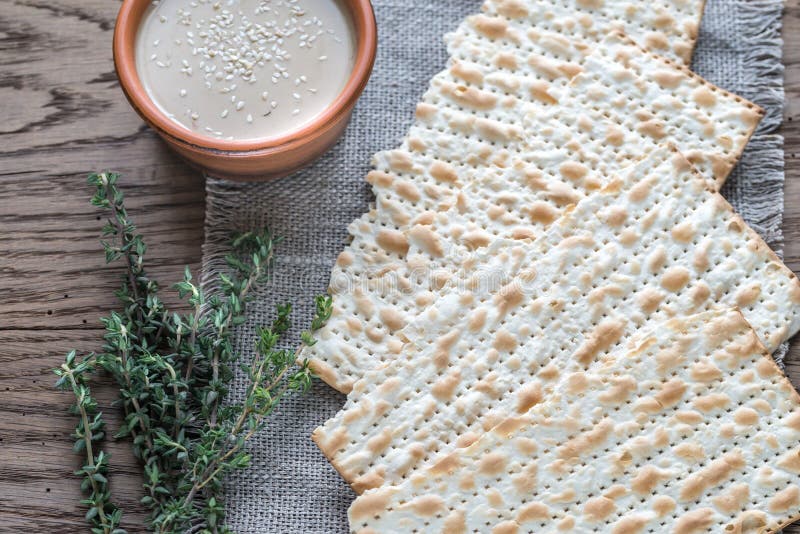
349, 308, 800, 533
316, 146, 800, 491
306, 29, 761, 393
298, 1, 800, 532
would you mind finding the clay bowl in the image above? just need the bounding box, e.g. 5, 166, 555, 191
113, 0, 377, 181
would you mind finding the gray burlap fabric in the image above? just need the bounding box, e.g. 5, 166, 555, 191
201, 1, 786, 531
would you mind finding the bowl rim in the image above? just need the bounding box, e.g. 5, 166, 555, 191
113, 0, 377, 153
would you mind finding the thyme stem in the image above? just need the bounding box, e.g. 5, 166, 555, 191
66, 366, 112, 532
102, 172, 145, 333
55, 352, 122, 534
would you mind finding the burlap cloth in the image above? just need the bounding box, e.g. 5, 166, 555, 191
201, 1, 786, 531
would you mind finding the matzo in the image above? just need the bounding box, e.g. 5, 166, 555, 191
313, 146, 800, 493
349, 309, 800, 534
377, 30, 760, 220
479, 0, 705, 66
303, 31, 763, 393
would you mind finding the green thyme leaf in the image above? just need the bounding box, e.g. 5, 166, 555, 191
57, 172, 328, 533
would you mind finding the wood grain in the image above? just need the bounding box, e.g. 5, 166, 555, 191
0, 0, 203, 531
0, 0, 798, 531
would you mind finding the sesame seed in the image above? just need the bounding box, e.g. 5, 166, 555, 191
140, 0, 353, 138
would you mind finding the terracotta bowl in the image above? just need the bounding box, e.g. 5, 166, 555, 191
113, 0, 377, 181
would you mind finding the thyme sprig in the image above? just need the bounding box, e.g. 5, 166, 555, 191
55, 351, 125, 534
55, 172, 327, 533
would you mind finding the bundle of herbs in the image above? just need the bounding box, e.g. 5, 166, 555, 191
54, 172, 330, 533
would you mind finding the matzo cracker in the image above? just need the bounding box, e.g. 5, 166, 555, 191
349, 309, 800, 534
303, 31, 762, 392
314, 147, 800, 492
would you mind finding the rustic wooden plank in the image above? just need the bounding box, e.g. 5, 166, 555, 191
0, 0, 798, 531
0, 330, 157, 532
0, 162, 205, 328
0, 0, 204, 531
782, 0, 800, 396
784, 0, 800, 273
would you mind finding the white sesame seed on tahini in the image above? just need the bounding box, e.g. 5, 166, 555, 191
136, 0, 356, 139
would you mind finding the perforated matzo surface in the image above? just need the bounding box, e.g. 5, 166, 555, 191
303, 27, 762, 393
480, 0, 705, 65
313, 147, 800, 493
348, 309, 800, 533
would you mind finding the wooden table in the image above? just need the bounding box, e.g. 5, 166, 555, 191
1, 1, 799, 532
